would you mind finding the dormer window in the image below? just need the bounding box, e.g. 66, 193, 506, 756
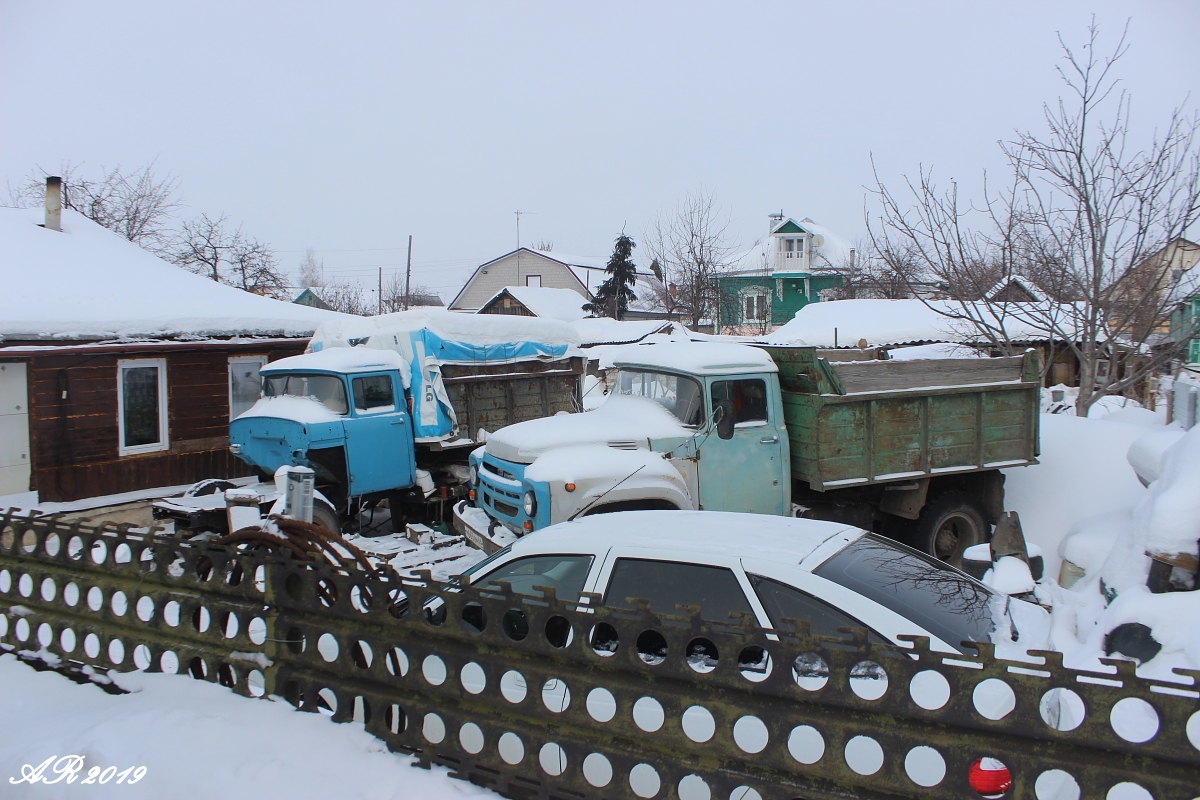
783, 237, 805, 258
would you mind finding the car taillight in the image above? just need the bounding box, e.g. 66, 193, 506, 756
968, 757, 1011, 797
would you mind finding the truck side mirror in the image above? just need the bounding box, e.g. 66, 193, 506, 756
714, 401, 735, 440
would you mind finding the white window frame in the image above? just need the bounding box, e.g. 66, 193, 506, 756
526, 274, 542, 287
117, 358, 169, 456
229, 355, 269, 421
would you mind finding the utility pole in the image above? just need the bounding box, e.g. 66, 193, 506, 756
403, 234, 413, 311
377, 266, 382, 315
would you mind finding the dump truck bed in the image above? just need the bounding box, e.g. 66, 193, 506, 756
440, 357, 585, 443
760, 347, 1041, 491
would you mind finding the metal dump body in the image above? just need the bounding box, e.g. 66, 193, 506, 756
760, 347, 1041, 491
441, 356, 585, 440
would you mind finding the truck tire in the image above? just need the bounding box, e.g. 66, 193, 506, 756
914, 492, 987, 568
312, 501, 341, 536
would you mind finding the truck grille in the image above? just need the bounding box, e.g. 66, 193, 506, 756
492, 499, 519, 517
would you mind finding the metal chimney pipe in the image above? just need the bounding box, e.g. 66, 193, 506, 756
44, 176, 62, 232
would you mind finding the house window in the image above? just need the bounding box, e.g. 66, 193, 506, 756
744, 293, 768, 321
229, 356, 268, 420
784, 237, 805, 258
526, 275, 542, 287
118, 358, 168, 456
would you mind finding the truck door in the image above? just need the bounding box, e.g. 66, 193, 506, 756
699, 377, 788, 515
342, 373, 416, 496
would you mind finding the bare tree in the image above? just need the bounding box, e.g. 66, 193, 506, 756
381, 273, 439, 312
644, 190, 741, 329
870, 20, 1200, 414
298, 247, 326, 288
316, 282, 372, 315
530, 239, 554, 252
7, 162, 180, 253
172, 213, 289, 299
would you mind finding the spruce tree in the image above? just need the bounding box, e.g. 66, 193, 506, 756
583, 233, 638, 320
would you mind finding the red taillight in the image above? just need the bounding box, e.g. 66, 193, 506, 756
968, 758, 1011, 797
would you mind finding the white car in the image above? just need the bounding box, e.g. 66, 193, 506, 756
455, 510, 1050, 657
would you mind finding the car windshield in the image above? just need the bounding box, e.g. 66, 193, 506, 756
813, 534, 995, 652
613, 369, 704, 426
470, 553, 594, 600
263, 373, 348, 415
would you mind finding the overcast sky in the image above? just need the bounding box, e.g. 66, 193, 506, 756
3, 1, 1197, 302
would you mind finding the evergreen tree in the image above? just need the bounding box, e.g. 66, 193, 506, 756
583, 233, 638, 319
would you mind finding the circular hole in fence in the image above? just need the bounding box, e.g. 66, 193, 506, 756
163, 600, 180, 627
587, 687, 617, 723
387, 588, 408, 618
542, 678, 571, 712
386, 646, 409, 677
500, 670, 527, 704
973, 678, 1016, 721
66, 536, 84, 561
17, 573, 32, 597
0, 526, 11, 550
460, 661, 486, 694
385, 704, 406, 735
59, 627, 76, 652
316, 578, 338, 609
1188, 710, 1200, 752
189, 656, 210, 680
910, 669, 951, 710
968, 757, 1013, 798
284, 573, 303, 600
1106, 784, 1152, 800
133, 644, 152, 671
350, 584, 372, 613
114, 543, 132, 564
63, 581, 79, 606
285, 628, 305, 654
137, 547, 155, 571
351, 640, 373, 670
582, 752, 612, 787
632, 696, 664, 732
0, 568, 9, 594
224, 564, 243, 588
108, 638, 125, 665
904, 745, 946, 787
539, 742, 567, 777
629, 763, 661, 798
422, 597, 447, 626
590, 622, 619, 656
422, 713, 445, 744
682, 705, 716, 743
1039, 687, 1085, 732
14, 617, 30, 642
248, 669, 266, 698
498, 732, 524, 765
43, 533, 61, 557
792, 652, 829, 691
0, 613, 7, 638
637, 629, 668, 665
20, 528, 37, 554
136, 596, 155, 622
501, 608, 528, 640
686, 637, 719, 673
315, 687, 337, 716
90, 539, 107, 565
1035, 769, 1081, 800
253, 565, 266, 593
160, 650, 179, 674
461, 602, 487, 633
220, 664, 241, 691
738, 645, 773, 682
845, 735, 884, 776
678, 774, 711, 800
422, 655, 447, 686
39, 577, 56, 602
733, 715, 769, 754
86, 586, 103, 612
729, 789, 762, 800
787, 724, 825, 765
37, 622, 53, 648
459, 722, 485, 755
193, 605, 211, 633
110, 590, 128, 617
248, 617, 267, 646
1110, 697, 1159, 743
545, 614, 573, 648
849, 660, 888, 700
318, 633, 340, 663
194, 556, 214, 582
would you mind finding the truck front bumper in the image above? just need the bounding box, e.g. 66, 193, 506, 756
452, 500, 519, 555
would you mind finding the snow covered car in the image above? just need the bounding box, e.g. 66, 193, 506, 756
452, 510, 1050, 656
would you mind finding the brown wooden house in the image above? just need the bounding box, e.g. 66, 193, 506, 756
0, 198, 346, 503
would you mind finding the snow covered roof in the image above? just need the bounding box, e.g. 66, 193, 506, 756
261, 347, 408, 375
986, 275, 1046, 302
612, 341, 778, 376
730, 215, 854, 274
1169, 263, 1200, 305
482, 286, 589, 321
0, 207, 345, 342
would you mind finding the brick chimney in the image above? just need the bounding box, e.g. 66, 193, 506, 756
44, 176, 62, 232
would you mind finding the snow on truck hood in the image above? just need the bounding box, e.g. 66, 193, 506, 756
485, 394, 694, 463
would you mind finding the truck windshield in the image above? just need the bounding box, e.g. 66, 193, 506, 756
613, 369, 704, 426
262, 373, 348, 415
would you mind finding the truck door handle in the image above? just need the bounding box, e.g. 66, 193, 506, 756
760, 435, 779, 444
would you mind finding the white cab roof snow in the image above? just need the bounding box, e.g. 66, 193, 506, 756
612, 341, 777, 376
262, 347, 409, 374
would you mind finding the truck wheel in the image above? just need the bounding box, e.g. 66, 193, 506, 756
915, 492, 987, 568
312, 502, 341, 536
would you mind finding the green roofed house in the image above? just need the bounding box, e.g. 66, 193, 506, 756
715, 214, 851, 334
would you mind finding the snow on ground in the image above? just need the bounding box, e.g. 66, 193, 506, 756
0, 653, 500, 800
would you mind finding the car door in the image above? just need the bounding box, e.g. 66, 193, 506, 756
698, 376, 789, 515
342, 372, 415, 496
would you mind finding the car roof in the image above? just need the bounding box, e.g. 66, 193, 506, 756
508, 510, 858, 565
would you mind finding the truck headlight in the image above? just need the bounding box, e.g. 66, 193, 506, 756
469, 465, 477, 486
523, 491, 536, 516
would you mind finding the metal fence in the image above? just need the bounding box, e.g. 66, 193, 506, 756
1, 510, 1198, 799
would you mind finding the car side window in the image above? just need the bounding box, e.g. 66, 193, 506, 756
352, 375, 395, 413
749, 574, 888, 644
604, 558, 755, 622
472, 554, 594, 600
710, 379, 768, 426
